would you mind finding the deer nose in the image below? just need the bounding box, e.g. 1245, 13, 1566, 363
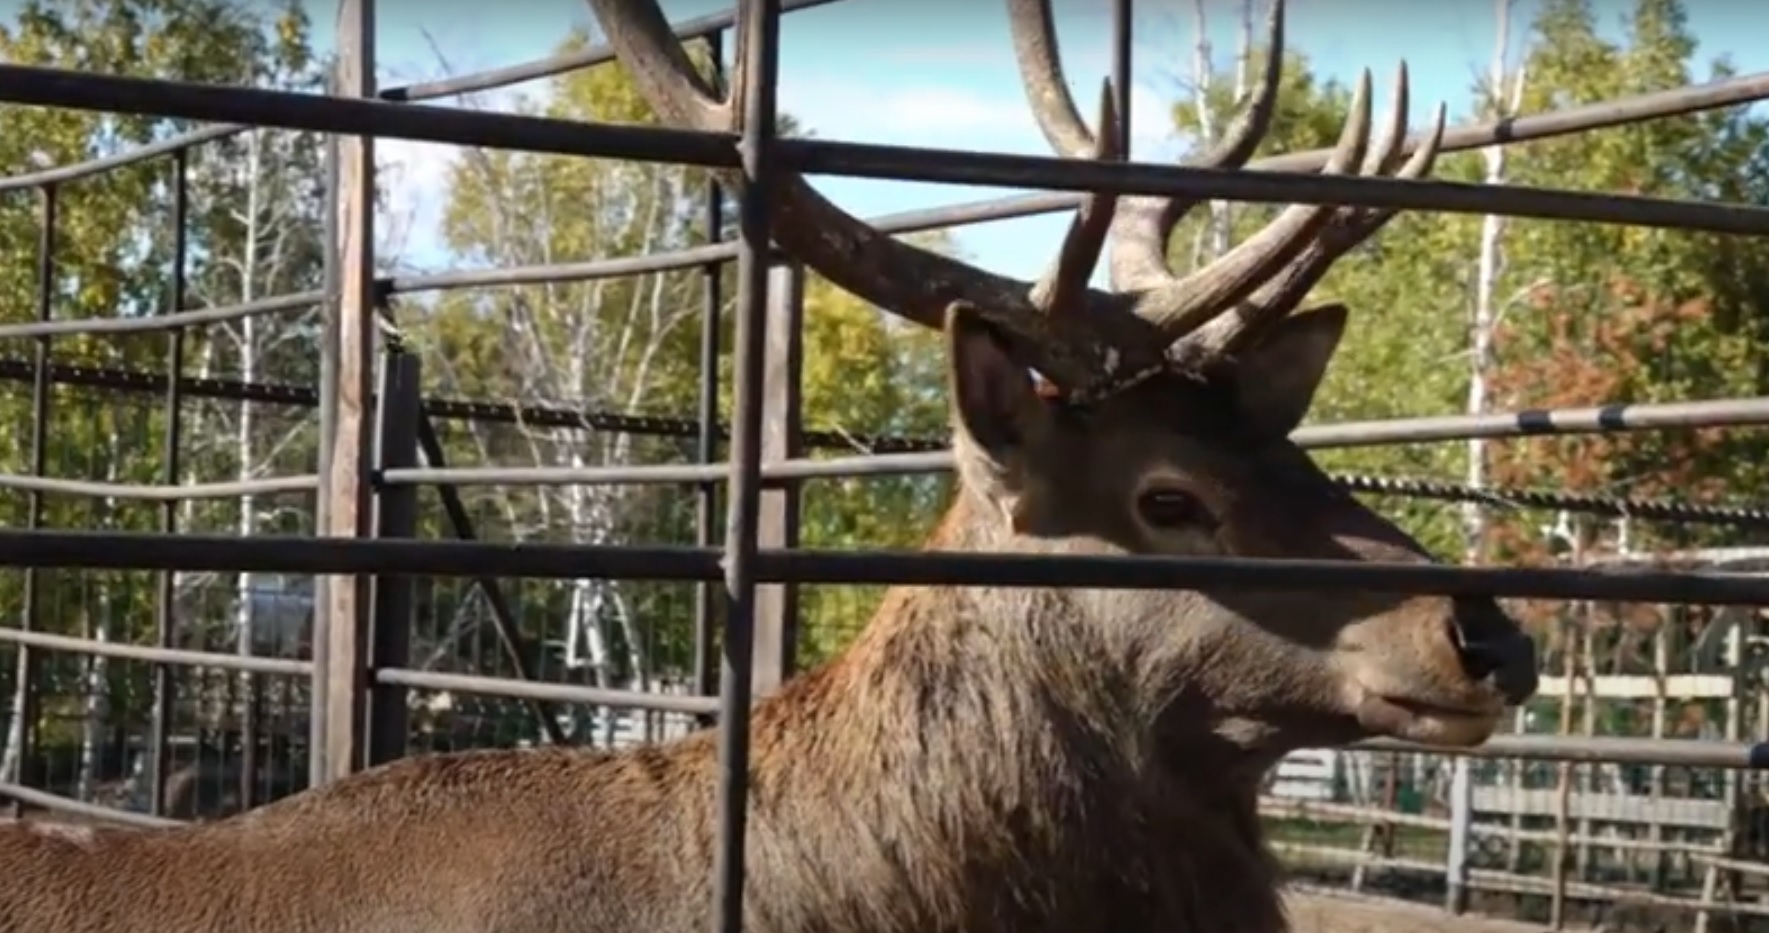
1449, 597, 1539, 704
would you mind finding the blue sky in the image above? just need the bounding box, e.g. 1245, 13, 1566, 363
304, 0, 1769, 285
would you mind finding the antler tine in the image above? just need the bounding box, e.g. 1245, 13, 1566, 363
1181, 66, 1447, 358
1109, 0, 1287, 294
1128, 68, 1375, 342
585, 0, 1148, 391
1007, 0, 1098, 159
1030, 80, 1124, 321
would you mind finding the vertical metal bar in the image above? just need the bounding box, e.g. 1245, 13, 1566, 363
713, 1, 782, 930
148, 149, 191, 816
367, 347, 419, 767
1111, 0, 1133, 154
412, 416, 567, 745
693, 27, 727, 725
319, 0, 379, 784
7, 183, 55, 815
1445, 754, 1473, 913
752, 261, 804, 695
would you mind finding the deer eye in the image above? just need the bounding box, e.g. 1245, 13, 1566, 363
1136, 488, 1207, 529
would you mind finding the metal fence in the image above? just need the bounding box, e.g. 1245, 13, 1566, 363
5, 0, 1769, 931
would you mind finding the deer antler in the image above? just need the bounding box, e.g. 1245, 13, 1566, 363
585, 0, 1443, 399
586, 0, 1167, 392
1176, 65, 1448, 358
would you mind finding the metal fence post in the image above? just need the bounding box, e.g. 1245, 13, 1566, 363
5, 183, 57, 815
367, 347, 419, 767
692, 26, 727, 727
753, 260, 804, 695
1445, 754, 1474, 913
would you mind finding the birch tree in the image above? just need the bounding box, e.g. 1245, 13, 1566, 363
0, 0, 324, 793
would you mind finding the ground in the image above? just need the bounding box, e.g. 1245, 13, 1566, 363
1286, 887, 1577, 933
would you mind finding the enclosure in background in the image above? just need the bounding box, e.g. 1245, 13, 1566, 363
1, 1, 1769, 932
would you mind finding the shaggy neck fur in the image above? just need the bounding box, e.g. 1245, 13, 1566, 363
740, 490, 1289, 933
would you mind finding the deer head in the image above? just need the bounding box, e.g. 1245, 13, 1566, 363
586, 0, 1537, 761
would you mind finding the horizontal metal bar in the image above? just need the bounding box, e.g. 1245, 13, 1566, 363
0, 123, 242, 193
0, 781, 182, 828
1358, 735, 1769, 770
379, 463, 732, 487
7, 68, 1768, 238
1293, 395, 1769, 448
378, 461, 1769, 532
0, 627, 313, 676
384, 0, 842, 103
0, 65, 739, 170
0, 290, 320, 341
386, 70, 1769, 291
1, 529, 1767, 605
375, 667, 720, 716
0, 0, 819, 190
789, 137, 1769, 237
378, 393, 1769, 489
0, 472, 317, 500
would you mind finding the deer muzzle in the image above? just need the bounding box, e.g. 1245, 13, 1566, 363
1447, 596, 1539, 705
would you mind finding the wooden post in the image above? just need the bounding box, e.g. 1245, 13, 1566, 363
751, 261, 803, 696
314, 0, 377, 786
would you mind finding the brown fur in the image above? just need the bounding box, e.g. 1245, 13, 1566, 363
0, 309, 1536, 933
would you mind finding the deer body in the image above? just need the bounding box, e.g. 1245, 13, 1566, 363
6, 507, 1288, 933
4, 0, 1541, 929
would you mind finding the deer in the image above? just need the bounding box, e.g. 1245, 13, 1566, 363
0, 1, 1539, 931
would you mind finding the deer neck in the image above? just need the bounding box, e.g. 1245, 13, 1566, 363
742, 493, 1288, 933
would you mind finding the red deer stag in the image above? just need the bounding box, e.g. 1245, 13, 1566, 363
0, 1, 1538, 930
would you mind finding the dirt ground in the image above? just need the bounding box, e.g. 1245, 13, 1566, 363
1286, 887, 1578, 933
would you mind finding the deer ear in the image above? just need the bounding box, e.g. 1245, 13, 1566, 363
945, 301, 1042, 466
1231, 303, 1348, 439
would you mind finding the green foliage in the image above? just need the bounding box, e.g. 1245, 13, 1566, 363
400, 28, 950, 678
1166, 0, 1769, 577
0, 0, 328, 761
7, 0, 1768, 761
